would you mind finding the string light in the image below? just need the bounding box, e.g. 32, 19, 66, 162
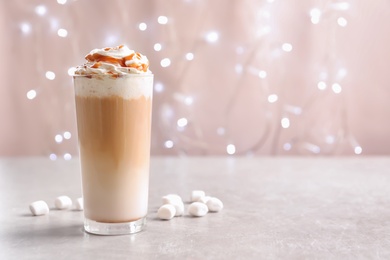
217, 127, 226, 136
164, 140, 174, 149
68, 67, 76, 76
258, 26, 271, 36
205, 31, 219, 43
282, 43, 293, 52
354, 146, 362, 155
337, 17, 348, 27
236, 46, 244, 54
104, 35, 118, 45
57, 28, 68, 37
161, 104, 174, 119
258, 70, 267, 79
326, 135, 335, 144
267, 94, 278, 103
285, 105, 302, 115
63, 131, 71, 139
184, 97, 194, 105
160, 58, 171, 67
283, 143, 292, 151
317, 81, 327, 90
26, 90, 37, 100
50, 18, 59, 31
305, 143, 320, 154
226, 144, 236, 155
177, 118, 188, 128
331, 2, 350, 11
35, 5, 47, 16
281, 117, 290, 128
310, 8, 321, 24
331, 83, 342, 94
45, 71, 55, 80
338, 68, 347, 79
157, 16, 168, 24
49, 154, 57, 161
260, 10, 271, 19
15, 0, 364, 157
154, 82, 164, 93
185, 52, 194, 60
55, 134, 63, 143
154, 43, 162, 51
138, 23, 147, 31
20, 23, 31, 34
235, 64, 243, 74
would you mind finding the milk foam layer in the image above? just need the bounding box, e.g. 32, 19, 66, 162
75, 45, 151, 76
74, 75, 153, 99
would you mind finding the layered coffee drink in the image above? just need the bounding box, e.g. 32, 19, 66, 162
73, 45, 153, 235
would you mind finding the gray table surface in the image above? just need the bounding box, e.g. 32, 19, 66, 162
1, 156, 390, 259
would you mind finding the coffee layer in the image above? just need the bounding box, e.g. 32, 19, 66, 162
75, 94, 152, 222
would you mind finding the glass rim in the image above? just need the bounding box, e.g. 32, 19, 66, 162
72, 73, 153, 79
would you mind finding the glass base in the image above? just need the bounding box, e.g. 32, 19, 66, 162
84, 217, 146, 235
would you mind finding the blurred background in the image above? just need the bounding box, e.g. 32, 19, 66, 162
1, 0, 390, 158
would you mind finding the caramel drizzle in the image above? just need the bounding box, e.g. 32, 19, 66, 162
85, 46, 149, 72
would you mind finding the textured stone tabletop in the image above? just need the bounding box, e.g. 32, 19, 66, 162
1, 157, 390, 259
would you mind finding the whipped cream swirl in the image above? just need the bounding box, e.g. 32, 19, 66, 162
75, 45, 151, 76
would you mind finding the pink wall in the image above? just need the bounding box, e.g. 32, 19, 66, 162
1, 0, 390, 157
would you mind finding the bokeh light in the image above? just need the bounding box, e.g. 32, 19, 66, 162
205, 31, 219, 43
45, 71, 55, 80
337, 17, 348, 27
282, 43, 293, 52
164, 140, 174, 149
185, 52, 194, 61
177, 118, 188, 128
267, 94, 278, 103
281, 118, 290, 129
138, 23, 147, 31
226, 144, 236, 155
26, 90, 37, 100
57, 28, 68, 37
5, 0, 386, 157
35, 5, 47, 16
154, 43, 162, 51
158, 16, 168, 24
55, 134, 63, 143
160, 58, 171, 67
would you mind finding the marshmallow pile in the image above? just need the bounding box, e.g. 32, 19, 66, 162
157, 190, 223, 220
30, 191, 223, 220
29, 196, 83, 216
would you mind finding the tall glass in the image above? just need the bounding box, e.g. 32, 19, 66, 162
73, 74, 153, 235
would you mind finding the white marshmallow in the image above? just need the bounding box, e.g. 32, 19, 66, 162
197, 196, 211, 204
157, 204, 176, 220
75, 197, 83, 211
206, 197, 224, 212
188, 202, 208, 217
29, 200, 50, 216
54, 196, 72, 210
191, 190, 206, 202
171, 200, 185, 217
162, 194, 184, 217
162, 194, 182, 205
